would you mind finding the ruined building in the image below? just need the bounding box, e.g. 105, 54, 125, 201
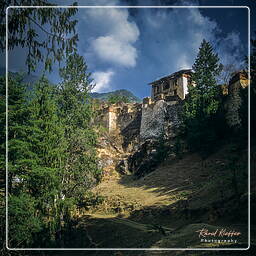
95, 69, 249, 178
96, 69, 249, 152
225, 70, 249, 129
149, 69, 193, 101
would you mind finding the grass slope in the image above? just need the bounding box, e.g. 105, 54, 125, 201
68, 142, 252, 252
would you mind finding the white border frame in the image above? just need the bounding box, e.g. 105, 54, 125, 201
5, 5, 251, 251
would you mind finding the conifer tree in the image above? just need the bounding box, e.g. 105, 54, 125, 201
184, 39, 223, 151
57, 52, 101, 207
0, 75, 30, 194
3, 76, 67, 247
0, 75, 42, 247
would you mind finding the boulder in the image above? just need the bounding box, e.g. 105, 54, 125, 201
116, 159, 129, 175
127, 140, 169, 178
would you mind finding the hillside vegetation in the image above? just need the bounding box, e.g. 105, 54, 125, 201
65, 140, 252, 252
90, 89, 141, 103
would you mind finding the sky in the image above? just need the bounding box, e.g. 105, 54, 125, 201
2, 0, 254, 99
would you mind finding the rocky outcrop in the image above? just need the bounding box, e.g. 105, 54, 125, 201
116, 159, 129, 175
96, 130, 125, 180
95, 97, 184, 179
118, 104, 142, 152
126, 139, 170, 178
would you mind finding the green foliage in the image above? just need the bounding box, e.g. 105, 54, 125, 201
0, 2, 102, 248
90, 89, 141, 103
185, 40, 222, 119
77, 191, 105, 210
57, 53, 102, 204
8, 193, 41, 247
3, 77, 65, 247
249, 34, 256, 143
183, 40, 223, 153
0, 54, 102, 247
59, 52, 94, 92
0, 1, 78, 72
107, 94, 131, 104
173, 138, 184, 159
155, 138, 170, 163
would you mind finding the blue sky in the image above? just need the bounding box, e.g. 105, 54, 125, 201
3, 0, 253, 99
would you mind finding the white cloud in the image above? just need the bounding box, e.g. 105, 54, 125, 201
92, 36, 137, 67
91, 70, 114, 93
176, 54, 191, 70
84, 8, 139, 67
141, 7, 244, 74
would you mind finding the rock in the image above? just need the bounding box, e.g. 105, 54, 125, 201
116, 159, 129, 175
127, 139, 169, 178
98, 158, 114, 168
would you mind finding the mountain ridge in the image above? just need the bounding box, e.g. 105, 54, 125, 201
90, 89, 141, 103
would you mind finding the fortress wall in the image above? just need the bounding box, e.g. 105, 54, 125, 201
140, 99, 183, 141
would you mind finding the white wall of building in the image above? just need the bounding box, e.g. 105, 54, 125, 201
182, 76, 188, 99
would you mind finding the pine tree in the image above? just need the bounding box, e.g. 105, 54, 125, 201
57, 52, 102, 208
0, 75, 39, 247
24, 77, 66, 243
184, 39, 223, 152
4, 76, 68, 247
0, 75, 30, 194
2, 56, 102, 247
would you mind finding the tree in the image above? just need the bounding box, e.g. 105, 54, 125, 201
107, 94, 131, 104
0, 74, 37, 199
4, 77, 68, 247
0, 1, 101, 248
57, 52, 102, 211
184, 39, 223, 152
8, 193, 41, 247
0, 74, 33, 247
249, 35, 256, 139
1, 1, 78, 72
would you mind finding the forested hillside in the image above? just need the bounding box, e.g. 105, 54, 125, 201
90, 89, 141, 103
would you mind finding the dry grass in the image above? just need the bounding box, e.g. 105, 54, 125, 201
74, 143, 250, 251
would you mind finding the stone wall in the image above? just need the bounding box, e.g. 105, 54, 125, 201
140, 99, 183, 141
96, 102, 142, 152
118, 104, 142, 151
225, 71, 248, 129
96, 97, 183, 150
140, 100, 167, 140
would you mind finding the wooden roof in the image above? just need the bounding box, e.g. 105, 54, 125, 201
149, 69, 193, 86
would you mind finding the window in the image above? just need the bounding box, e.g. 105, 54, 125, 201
164, 82, 170, 90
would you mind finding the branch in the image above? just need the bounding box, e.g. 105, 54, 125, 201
27, 16, 65, 41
